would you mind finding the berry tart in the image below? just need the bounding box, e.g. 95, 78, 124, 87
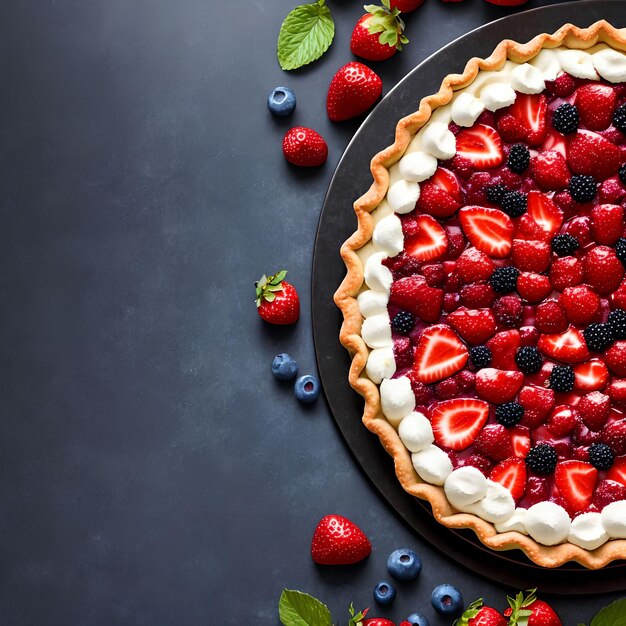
335, 20, 626, 568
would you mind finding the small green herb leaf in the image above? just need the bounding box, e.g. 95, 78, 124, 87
590, 599, 626, 626
278, 589, 333, 626
277, 0, 334, 71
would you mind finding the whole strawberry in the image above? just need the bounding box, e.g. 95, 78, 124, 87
327, 62, 383, 121
505, 590, 562, 626
350, 1, 408, 62
255, 270, 300, 325
282, 127, 328, 167
455, 599, 507, 626
311, 514, 371, 564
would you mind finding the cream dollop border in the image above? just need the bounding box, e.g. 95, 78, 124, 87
334, 20, 626, 569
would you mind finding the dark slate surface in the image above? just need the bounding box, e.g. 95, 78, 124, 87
0, 1, 623, 624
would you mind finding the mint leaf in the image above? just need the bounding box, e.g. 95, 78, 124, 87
279, 589, 333, 626
277, 0, 334, 71
591, 599, 626, 626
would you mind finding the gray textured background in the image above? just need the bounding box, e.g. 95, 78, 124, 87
0, 0, 623, 624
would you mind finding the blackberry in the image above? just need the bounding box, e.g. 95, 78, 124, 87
619, 163, 626, 187
608, 308, 626, 340
551, 233, 579, 257
500, 191, 527, 218
490, 266, 520, 294
391, 310, 415, 335
615, 237, 626, 267
613, 102, 626, 133
568, 174, 597, 203
583, 323, 614, 352
525, 444, 558, 475
469, 345, 492, 369
486, 183, 507, 204
515, 346, 544, 374
549, 365, 575, 392
507, 144, 530, 173
552, 103, 579, 135
589, 443, 614, 470
495, 402, 525, 428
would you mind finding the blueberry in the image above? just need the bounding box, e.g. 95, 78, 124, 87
294, 374, 320, 403
406, 613, 430, 626
267, 86, 296, 116
387, 548, 422, 581
373, 580, 396, 606
431, 584, 463, 616
271, 353, 298, 381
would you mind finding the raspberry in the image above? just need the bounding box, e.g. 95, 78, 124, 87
529, 150, 570, 191
605, 341, 626, 376
515, 346, 543, 374
444, 272, 463, 293
535, 300, 568, 333
443, 292, 460, 313
457, 454, 494, 477
589, 443, 614, 470
578, 391, 611, 431
551, 233, 579, 257
455, 369, 476, 391
448, 154, 474, 179
549, 256, 584, 291
591, 204, 624, 245
474, 424, 513, 461
559, 285, 600, 326
511, 239, 551, 273
547, 405, 579, 437
583, 246, 625, 295
495, 402, 525, 428
525, 475, 549, 506
490, 266, 520, 294
583, 323, 614, 352
569, 174, 597, 203
493, 295, 523, 327
444, 227, 466, 260
469, 345, 492, 369
393, 336, 413, 370
434, 377, 461, 399
548, 73, 577, 97
460, 282, 496, 308
497, 113, 527, 143
456, 248, 494, 283
549, 365, 575, 393
464, 172, 493, 205
601, 418, 626, 455
592, 479, 626, 510
391, 311, 415, 335
552, 102, 579, 134
499, 168, 523, 190
507, 144, 530, 173
599, 179, 626, 204
421, 263, 446, 287
500, 191, 527, 218
553, 191, 575, 216
406, 371, 432, 405
525, 444, 558, 475
608, 308, 626, 340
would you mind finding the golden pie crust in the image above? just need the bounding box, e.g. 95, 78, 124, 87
334, 20, 626, 569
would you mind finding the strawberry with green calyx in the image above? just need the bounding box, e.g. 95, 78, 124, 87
255, 270, 300, 325
350, 0, 409, 62
505, 589, 562, 626
455, 598, 507, 626
455, 599, 484, 626
348, 603, 369, 626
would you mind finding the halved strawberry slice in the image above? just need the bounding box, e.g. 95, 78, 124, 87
412, 324, 468, 384
475, 368, 524, 403
537, 327, 590, 364
567, 130, 622, 180
446, 308, 497, 345
405, 215, 448, 262
506, 93, 547, 147
459, 206, 513, 259
455, 125, 503, 169
430, 398, 490, 451
554, 460, 598, 513
542, 129, 567, 158
525, 191, 563, 239
573, 359, 610, 392
511, 425, 531, 458
489, 457, 527, 502
389, 275, 444, 323
607, 456, 626, 487
430, 167, 462, 202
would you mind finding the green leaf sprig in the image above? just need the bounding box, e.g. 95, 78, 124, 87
587, 598, 626, 626
278, 590, 367, 626
277, 0, 335, 71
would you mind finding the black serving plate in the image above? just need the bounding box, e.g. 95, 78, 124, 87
312, 0, 626, 594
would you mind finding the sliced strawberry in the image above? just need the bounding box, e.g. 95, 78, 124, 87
430, 398, 489, 450
489, 457, 527, 501
455, 125, 503, 169
446, 308, 497, 344
607, 456, 626, 487
389, 275, 444, 323
505, 93, 547, 146
412, 324, 468, 384
404, 215, 448, 262
526, 191, 563, 239
486, 330, 521, 370
430, 167, 462, 202
554, 460, 598, 513
542, 128, 567, 158
511, 424, 531, 458
459, 206, 513, 259
575, 83, 617, 131
537, 327, 590, 364
573, 360, 610, 393
567, 130, 622, 180
475, 368, 524, 403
